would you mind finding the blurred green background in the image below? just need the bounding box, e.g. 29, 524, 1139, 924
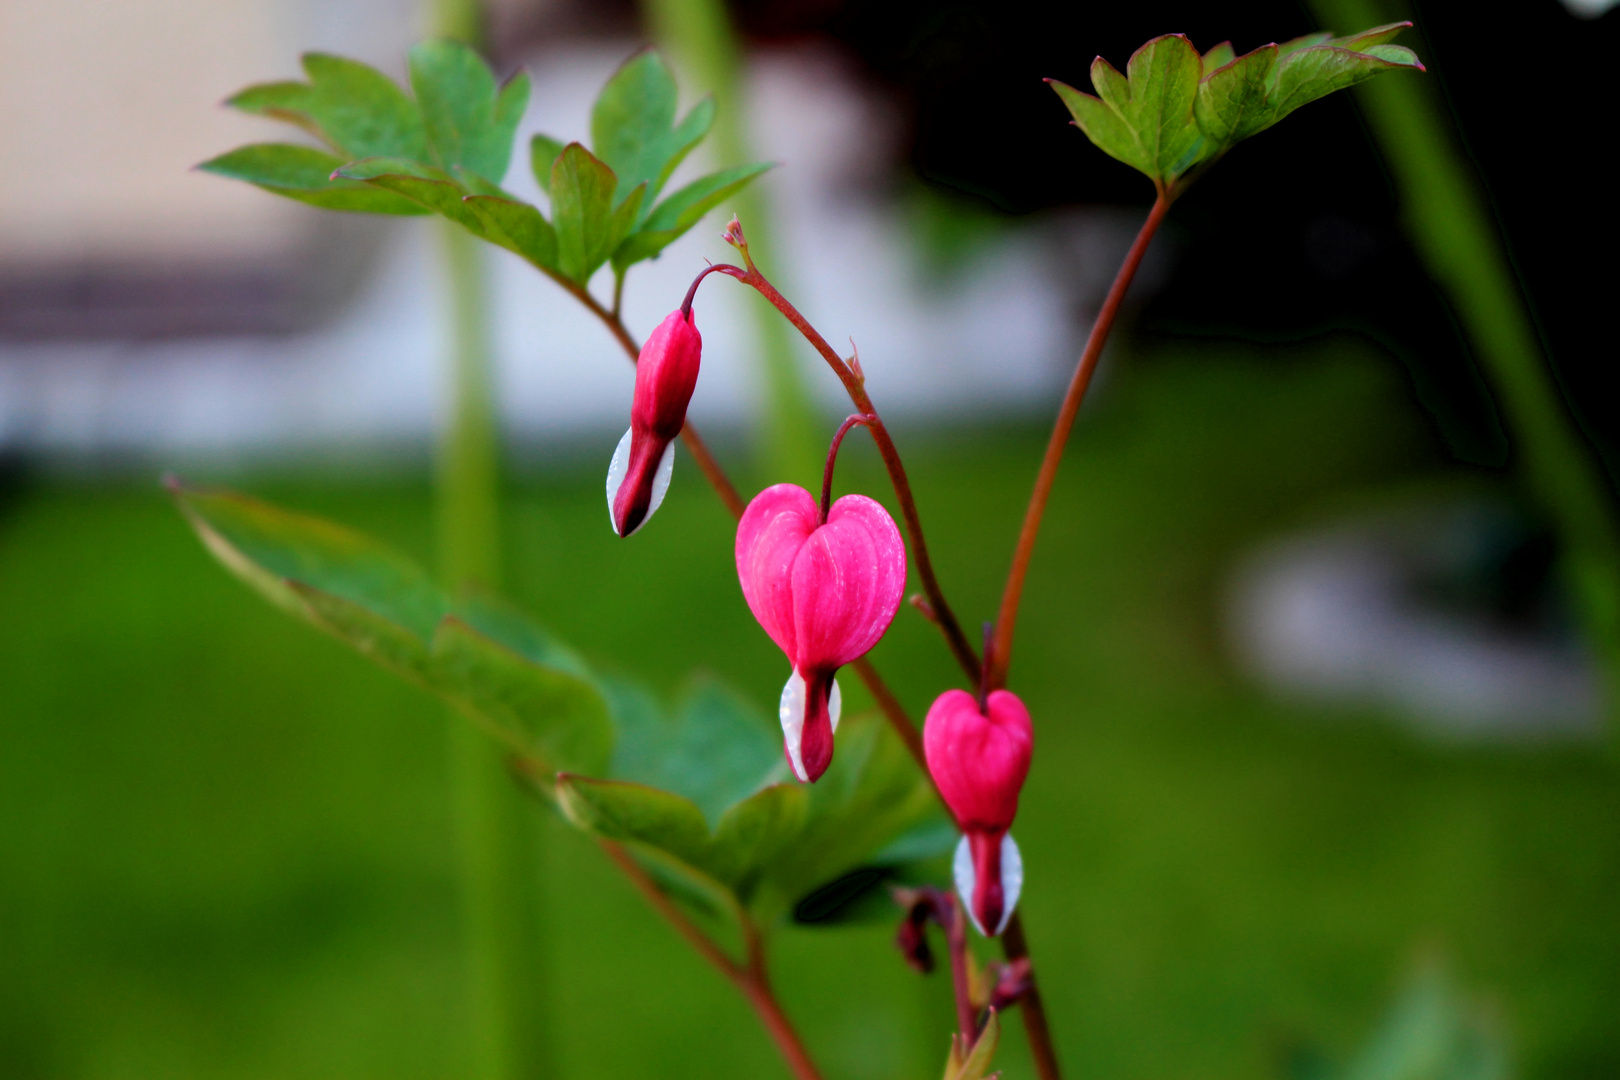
6, 340, 1616, 1079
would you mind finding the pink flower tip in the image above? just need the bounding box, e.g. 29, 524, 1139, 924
607, 308, 702, 537
924, 688, 1033, 935
736, 483, 907, 781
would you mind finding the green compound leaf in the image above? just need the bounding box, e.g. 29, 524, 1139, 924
1050, 34, 1205, 192
556, 774, 807, 899
170, 481, 613, 781
556, 677, 933, 931
606, 676, 785, 825
197, 144, 429, 215
1196, 23, 1422, 157
463, 194, 560, 271
756, 711, 938, 921
227, 53, 429, 161
550, 142, 642, 284
1054, 23, 1422, 195
1201, 41, 1237, 71
1266, 27, 1423, 122
408, 39, 530, 183
529, 133, 566, 196
431, 617, 613, 778
611, 162, 773, 272
590, 50, 715, 217
1194, 44, 1281, 154
335, 159, 561, 263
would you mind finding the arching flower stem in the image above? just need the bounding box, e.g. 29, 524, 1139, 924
820, 413, 877, 523
710, 233, 984, 685
988, 193, 1171, 689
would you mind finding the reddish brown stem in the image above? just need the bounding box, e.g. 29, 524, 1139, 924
601, 841, 825, 1080
988, 194, 1170, 690
942, 892, 979, 1040
714, 261, 982, 684
1001, 913, 1060, 1080
850, 658, 926, 769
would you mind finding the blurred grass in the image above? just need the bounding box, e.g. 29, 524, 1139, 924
3, 339, 1617, 1080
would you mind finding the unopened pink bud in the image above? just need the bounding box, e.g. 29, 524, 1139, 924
924, 688, 1033, 936
736, 483, 906, 781
607, 308, 702, 537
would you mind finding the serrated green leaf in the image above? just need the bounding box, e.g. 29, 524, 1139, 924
1267, 37, 1422, 125
431, 617, 613, 775
286, 580, 436, 682
333, 156, 489, 234
754, 711, 936, 920
557, 775, 714, 869
1194, 44, 1279, 154
227, 54, 428, 161
226, 81, 318, 129
612, 162, 772, 271
408, 40, 527, 182
463, 195, 559, 270
299, 53, 429, 159
1202, 41, 1236, 70
1120, 34, 1207, 181
197, 144, 429, 215
172, 483, 445, 638
1050, 35, 1204, 189
170, 481, 613, 781
589, 50, 714, 213
607, 675, 783, 825
1332, 22, 1413, 50
530, 134, 565, 196
1048, 77, 1149, 176
550, 142, 620, 283
709, 784, 808, 895
555, 773, 805, 899
1277, 31, 1334, 57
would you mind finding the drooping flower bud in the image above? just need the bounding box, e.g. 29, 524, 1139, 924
736, 483, 906, 781
607, 307, 702, 537
924, 688, 1033, 936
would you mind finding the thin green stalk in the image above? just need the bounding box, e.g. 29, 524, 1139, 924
437, 199, 552, 1080
1304, 0, 1620, 725
642, 0, 822, 488
427, 2, 553, 1073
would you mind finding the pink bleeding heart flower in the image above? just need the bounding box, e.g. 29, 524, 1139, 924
736, 483, 906, 781
924, 688, 1033, 936
607, 307, 703, 537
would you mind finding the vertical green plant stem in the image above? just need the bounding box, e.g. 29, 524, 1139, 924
642, 0, 822, 487
429, 0, 550, 1065
1305, 0, 1620, 718
437, 222, 551, 1080
430, 1, 553, 1073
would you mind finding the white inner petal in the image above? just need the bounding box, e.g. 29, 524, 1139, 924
605, 426, 633, 531
604, 430, 677, 537
642, 439, 675, 533
998, 833, 1023, 936
779, 670, 808, 782
952, 832, 1023, 937
778, 672, 841, 782
953, 835, 982, 935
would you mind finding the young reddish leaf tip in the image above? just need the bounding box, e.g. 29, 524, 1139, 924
736, 483, 907, 781
606, 308, 702, 537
